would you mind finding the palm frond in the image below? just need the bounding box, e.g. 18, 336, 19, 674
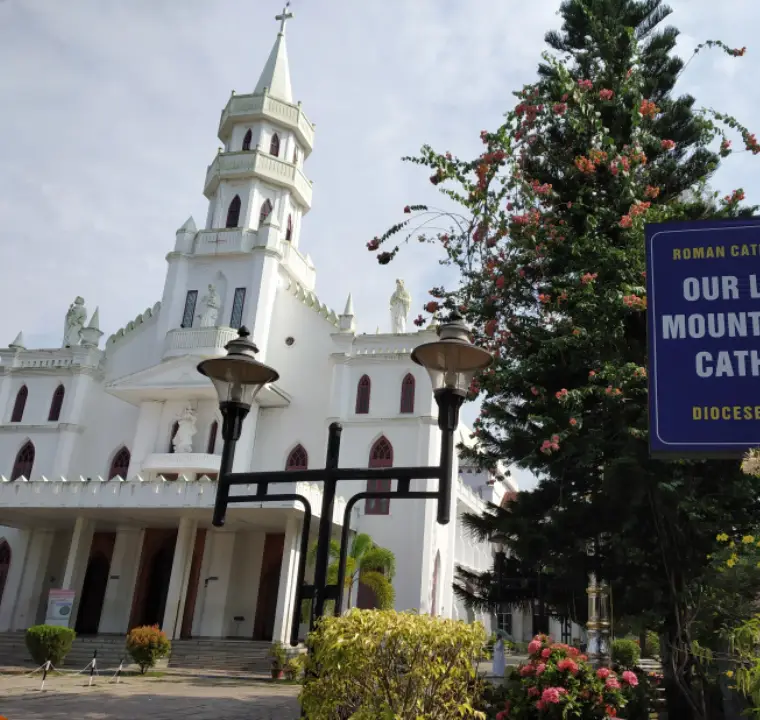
359, 569, 396, 609
358, 546, 396, 580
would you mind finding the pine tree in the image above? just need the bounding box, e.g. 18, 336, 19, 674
370, 2, 759, 716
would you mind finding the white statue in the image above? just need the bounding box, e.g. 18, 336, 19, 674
173, 407, 197, 453
199, 284, 221, 327
389, 279, 411, 334
63, 296, 87, 347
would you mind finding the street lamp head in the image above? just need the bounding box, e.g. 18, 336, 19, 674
411, 311, 493, 396
197, 327, 280, 409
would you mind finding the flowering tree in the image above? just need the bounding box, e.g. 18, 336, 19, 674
369, 1, 760, 718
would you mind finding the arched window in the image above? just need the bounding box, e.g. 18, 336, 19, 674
269, 133, 280, 157
399, 373, 415, 414
10, 385, 27, 423
355, 375, 371, 414
11, 441, 34, 481
259, 199, 273, 225
108, 446, 131, 480
225, 195, 241, 228
169, 422, 180, 453
0, 540, 10, 610
207, 421, 219, 454
48, 384, 65, 422
365, 436, 392, 515
292, 146, 299, 165
285, 214, 293, 242
242, 129, 252, 151
286, 444, 308, 470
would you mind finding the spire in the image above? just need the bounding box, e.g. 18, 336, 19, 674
9, 331, 25, 350
253, 3, 295, 103
338, 293, 356, 333
177, 216, 196, 234
87, 307, 101, 330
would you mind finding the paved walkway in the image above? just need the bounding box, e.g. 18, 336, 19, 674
0, 673, 301, 719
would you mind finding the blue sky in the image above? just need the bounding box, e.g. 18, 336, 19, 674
1, 0, 758, 488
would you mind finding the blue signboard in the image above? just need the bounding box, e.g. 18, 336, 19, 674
646, 217, 760, 456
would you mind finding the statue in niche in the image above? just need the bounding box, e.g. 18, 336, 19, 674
63, 296, 87, 347
199, 284, 221, 327
173, 406, 197, 454
389, 279, 411, 334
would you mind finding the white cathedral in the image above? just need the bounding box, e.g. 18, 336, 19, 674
0, 9, 544, 654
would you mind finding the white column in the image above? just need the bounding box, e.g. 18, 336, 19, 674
12, 530, 54, 629
127, 401, 164, 478
98, 527, 143, 634
0, 529, 31, 631
61, 516, 94, 622
272, 515, 301, 644
162, 517, 198, 639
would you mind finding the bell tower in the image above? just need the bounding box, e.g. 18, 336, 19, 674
157, 3, 316, 356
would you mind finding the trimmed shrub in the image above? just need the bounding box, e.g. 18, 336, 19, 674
25, 625, 76, 667
126, 625, 171, 674
300, 609, 487, 719
284, 653, 306, 681
612, 637, 641, 669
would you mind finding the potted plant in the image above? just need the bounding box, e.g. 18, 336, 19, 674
268, 641, 287, 679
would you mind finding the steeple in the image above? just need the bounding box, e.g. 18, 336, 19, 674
253, 3, 294, 103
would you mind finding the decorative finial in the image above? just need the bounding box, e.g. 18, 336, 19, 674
238, 326, 251, 338
9, 331, 25, 351
275, 2, 294, 34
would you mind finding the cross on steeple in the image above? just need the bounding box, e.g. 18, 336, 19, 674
275, 2, 294, 34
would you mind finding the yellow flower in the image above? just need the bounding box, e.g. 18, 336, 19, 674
716, 533, 729, 542
727, 555, 738, 568
726, 670, 734, 678
743, 535, 755, 544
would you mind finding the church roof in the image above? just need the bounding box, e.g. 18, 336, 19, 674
253, 26, 293, 103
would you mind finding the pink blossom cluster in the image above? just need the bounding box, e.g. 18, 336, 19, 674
581, 272, 598, 285
623, 294, 647, 310
577, 79, 594, 91
599, 88, 615, 100
555, 388, 569, 400
540, 435, 560, 454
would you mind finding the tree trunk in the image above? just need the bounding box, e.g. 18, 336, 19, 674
661, 624, 699, 720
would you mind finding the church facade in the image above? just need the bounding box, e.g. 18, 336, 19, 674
0, 11, 532, 647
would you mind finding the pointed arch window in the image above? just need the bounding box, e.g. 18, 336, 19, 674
108, 446, 131, 480
11, 441, 35, 481
48, 384, 65, 422
169, 422, 180, 453
259, 199, 273, 225
399, 373, 415, 414
292, 146, 299, 165
285, 214, 293, 242
0, 540, 10, 610
269, 133, 280, 157
286, 444, 308, 470
207, 421, 219, 455
365, 436, 392, 515
226, 195, 241, 228
10, 386, 27, 423
355, 375, 371, 415
242, 129, 252, 151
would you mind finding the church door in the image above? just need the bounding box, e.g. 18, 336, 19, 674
75, 532, 116, 635
129, 529, 177, 630
180, 529, 206, 639
253, 533, 285, 641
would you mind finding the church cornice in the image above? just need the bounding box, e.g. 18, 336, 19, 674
284, 277, 339, 328
106, 302, 161, 348
0, 422, 84, 434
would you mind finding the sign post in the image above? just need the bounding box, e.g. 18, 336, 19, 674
646, 217, 760, 457
45, 589, 75, 627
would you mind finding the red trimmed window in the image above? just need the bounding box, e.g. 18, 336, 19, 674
269, 133, 280, 157
286, 444, 308, 470
365, 436, 393, 515
11, 441, 34, 481
226, 195, 241, 228
109, 447, 131, 480
48, 385, 65, 421
355, 375, 371, 414
399, 373, 415, 414
10, 386, 27, 423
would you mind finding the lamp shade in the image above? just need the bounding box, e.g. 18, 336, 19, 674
411, 312, 493, 395
197, 327, 279, 408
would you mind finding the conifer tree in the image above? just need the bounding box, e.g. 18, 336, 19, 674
370, 2, 759, 716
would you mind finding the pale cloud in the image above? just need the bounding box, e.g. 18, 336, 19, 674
0, 0, 758, 489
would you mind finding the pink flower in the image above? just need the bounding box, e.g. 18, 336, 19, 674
551, 435, 560, 443
660, 139, 676, 150
541, 648, 552, 658
569, 418, 577, 426
528, 686, 540, 697
558, 658, 579, 674
599, 89, 614, 100
577, 79, 593, 91
606, 677, 621, 690
622, 670, 639, 687
535, 663, 547, 676
541, 687, 567, 704
520, 664, 535, 676
597, 667, 611, 679
531, 387, 539, 396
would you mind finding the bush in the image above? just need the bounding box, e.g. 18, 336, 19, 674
488, 634, 640, 719
25, 625, 76, 667
284, 653, 306, 681
643, 630, 660, 659
126, 625, 171, 674
300, 609, 487, 719
612, 638, 641, 669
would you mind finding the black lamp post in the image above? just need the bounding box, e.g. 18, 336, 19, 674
197, 312, 492, 644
